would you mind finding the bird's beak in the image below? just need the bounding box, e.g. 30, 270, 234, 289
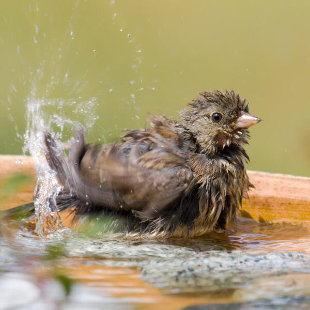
235, 112, 262, 129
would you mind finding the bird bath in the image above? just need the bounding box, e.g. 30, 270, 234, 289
0, 155, 309, 309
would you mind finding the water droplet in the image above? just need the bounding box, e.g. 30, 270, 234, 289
11, 84, 17, 93
63, 72, 69, 83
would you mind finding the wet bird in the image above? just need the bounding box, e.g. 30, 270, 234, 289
44, 90, 261, 238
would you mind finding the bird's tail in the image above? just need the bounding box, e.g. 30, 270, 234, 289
43, 127, 91, 213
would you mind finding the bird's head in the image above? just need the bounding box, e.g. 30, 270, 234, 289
180, 90, 261, 155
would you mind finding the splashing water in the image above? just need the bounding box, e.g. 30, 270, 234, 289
23, 92, 98, 236
23, 97, 63, 236
15, 1, 144, 237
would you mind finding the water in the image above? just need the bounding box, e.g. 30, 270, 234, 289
1, 200, 310, 309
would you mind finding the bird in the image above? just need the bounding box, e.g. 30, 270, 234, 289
44, 90, 261, 238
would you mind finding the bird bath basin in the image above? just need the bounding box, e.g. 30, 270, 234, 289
0, 155, 309, 309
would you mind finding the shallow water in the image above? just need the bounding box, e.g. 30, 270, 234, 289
1, 201, 310, 309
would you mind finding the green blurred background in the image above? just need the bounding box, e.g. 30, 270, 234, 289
0, 0, 309, 176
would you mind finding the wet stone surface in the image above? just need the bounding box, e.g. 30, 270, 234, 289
138, 251, 310, 293
62, 236, 310, 293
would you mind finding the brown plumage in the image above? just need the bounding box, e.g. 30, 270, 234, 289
44, 90, 261, 238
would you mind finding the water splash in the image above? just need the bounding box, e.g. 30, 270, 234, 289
23, 97, 63, 236
23, 92, 98, 237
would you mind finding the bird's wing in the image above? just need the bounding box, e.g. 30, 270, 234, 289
45, 122, 193, 221
87, 144, 192, 220
79, 125, 193, 220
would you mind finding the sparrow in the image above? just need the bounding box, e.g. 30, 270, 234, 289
44, 90, 261, 238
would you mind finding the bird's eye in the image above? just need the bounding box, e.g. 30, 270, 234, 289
211, 112, 222, 123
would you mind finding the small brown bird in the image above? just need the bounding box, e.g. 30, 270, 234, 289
44, 90, 261, 238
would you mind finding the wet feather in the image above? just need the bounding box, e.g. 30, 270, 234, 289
43, 90, 260, 238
